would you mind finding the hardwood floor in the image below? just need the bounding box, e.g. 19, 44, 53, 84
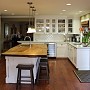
1, 58, 90, 90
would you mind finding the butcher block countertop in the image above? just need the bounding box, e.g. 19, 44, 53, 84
2, 44, 47, 57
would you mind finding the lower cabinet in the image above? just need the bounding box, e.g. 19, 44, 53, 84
68, 44, 77, 67
57, 43, 90, 70
57, 43, 67, 58
68, 43, 90, 70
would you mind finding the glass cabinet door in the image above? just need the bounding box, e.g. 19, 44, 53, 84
58, 19, 65, 33
52, 19, 56, 33
68, 19, 73, 33
36, 19, 45, 33
45, 19, 51, 33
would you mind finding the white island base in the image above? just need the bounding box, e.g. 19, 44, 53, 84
5, 56, 40, 83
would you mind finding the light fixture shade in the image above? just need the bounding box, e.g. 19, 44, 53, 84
27, 27, 36, 33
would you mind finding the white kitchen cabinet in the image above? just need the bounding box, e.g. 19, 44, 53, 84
35, 17, 57, 34
68, 44, 70, 59
45, 19, 51, 33
68, 43, 90, 70
5, 56, 39, 83
66, 17, 80, 34
57, 43, 67, 58
75, 48, 90, 70
35, 18, 45, 34
68, 44, 74, 63
45, 18, 57, 34
57, 19, 66, 34
35, 16, 80, 34
73, 17, 80, 34
68, 44, 77, 66
51, 19, 57, 34
77, 48, 90, 70
67, 19, 73, 33
73, 47, 77, 66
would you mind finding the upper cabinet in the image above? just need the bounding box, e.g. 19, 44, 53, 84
35, 16, 80, 34
45, 19, 57, 34
58, 19, 65, 34
35, 19, 45, 34
67, 18, 80, 34
45, 19, 51, 33
73, 17, 80, 34
51, 19, 57, 34
67, 19, 73, 33
35, 17, 57, 34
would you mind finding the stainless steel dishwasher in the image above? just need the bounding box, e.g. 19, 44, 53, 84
47, 43, 56, 58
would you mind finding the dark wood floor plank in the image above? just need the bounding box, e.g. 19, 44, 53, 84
0, 58, 90, 90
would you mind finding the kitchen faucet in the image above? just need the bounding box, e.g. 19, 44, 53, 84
24, 36, 31, 48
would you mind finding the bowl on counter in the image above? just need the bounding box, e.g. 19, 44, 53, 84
72, 42, 82, 45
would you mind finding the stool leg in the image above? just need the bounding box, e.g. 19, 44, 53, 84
19, 69, 21, 85
16, 69, 20, 90
46, 64, 49, 83
16, 69, 21, 90
47, 62, 50, 73
36, 65, 40, 84
30, 69, 34, 90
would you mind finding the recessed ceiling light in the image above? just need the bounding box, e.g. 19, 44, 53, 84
62, 10, 66, 11
66, 3, 71, 6
4, 9, 7, 12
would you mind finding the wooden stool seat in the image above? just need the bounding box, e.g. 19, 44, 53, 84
16, 64, 34, 70
16, 64, 34, 90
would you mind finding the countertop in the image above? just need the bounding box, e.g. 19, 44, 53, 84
17, 41, 57, 44
17, 40, 90, 49
68, 42, 90, 49
2, 44, 47, 57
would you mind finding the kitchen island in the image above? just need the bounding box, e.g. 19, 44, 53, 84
2, 44, 47, 83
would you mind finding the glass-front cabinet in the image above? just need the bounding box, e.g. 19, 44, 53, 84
52, 19, 56, 33
35, 19, 45, 33
35, 18, 57, 34
35, 17, 80, 34
45, 19, 57, 34
45, 19, 51, 33
58, 19, 65, 33
67, 19, 73, 33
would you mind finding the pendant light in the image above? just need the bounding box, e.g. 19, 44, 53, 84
27, 2, 36, 33
30, 7, 36, 32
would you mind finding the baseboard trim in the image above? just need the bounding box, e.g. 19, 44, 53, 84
48, 57, 56, 59
56, 57, 68, 60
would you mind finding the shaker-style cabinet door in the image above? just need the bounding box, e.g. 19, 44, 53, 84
57, 43, 67, 58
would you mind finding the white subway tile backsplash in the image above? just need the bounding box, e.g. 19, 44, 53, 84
34, 34, 65, 42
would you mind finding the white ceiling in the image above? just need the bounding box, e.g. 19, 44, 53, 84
0, 0, 90, 17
